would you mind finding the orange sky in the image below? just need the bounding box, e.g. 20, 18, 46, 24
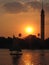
0, 11, 40, 37
0, 0, 49, 39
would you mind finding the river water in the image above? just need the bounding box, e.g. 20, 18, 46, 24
0, 49, 49, 65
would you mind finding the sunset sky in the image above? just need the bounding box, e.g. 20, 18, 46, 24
0, 0, 49, 39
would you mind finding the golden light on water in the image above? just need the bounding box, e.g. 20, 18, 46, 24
19, 52, 34, 65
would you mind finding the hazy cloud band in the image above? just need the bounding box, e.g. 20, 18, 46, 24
2, 1, 49, 13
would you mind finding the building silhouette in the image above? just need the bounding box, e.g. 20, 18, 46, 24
41, 0, 45, 40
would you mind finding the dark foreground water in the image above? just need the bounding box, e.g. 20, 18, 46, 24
0, 49, 49, 65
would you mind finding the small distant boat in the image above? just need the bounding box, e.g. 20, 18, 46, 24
9, 47, 22, 55
10, 48, 22, 55
9, 47, 22, 51
10, 52, 22, 55
9, 35, 22, 55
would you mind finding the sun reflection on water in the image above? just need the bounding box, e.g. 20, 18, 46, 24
25, 62, 34, 65
19, 52, 34, 65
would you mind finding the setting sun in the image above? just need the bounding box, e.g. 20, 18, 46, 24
25, 26, 34, 35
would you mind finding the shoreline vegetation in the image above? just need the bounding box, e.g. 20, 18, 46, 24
0, 35, 49, 50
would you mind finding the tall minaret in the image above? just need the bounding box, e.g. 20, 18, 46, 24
41, 0, 45, 40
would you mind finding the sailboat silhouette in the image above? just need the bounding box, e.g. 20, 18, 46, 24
9, 35, 22, 55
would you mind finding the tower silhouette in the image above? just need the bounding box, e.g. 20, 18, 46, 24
41, 0, 45, 40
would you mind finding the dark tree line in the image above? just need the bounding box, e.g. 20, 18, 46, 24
0, 35, 49, 50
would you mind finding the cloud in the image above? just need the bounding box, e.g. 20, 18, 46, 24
45, 3, 49, 12
3, 2, 28, 13
26, 1, 49, 13
2, 1, 49, 14
26, 1, 41, 10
